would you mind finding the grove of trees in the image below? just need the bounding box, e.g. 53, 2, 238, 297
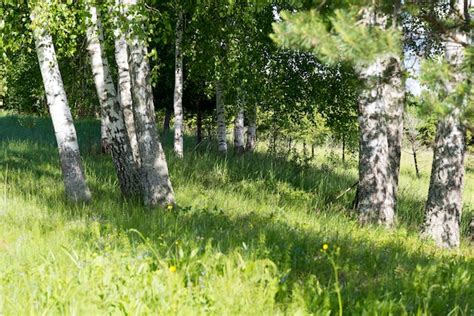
1, 0, 473, 249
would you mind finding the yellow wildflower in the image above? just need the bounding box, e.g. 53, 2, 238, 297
169, 265, 177, 273
167, 204, 173, 210
322, 244, 329, 251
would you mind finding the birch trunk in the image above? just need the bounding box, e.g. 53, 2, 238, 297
31, 7, 91, 202
424, 110, 465, 248
86, 4, 140, 197
233, 108, 245, 154
245, 106, 257, 152
423, 3, 468, 248
126, 0, 175, 206
113, 0, 140, 165
216, 80, 227, 153
383, 56, 405, 222
100, 114, 110, 153
355, 9, 396, 227
173, 11, 184, 158
356, 58, 394, 226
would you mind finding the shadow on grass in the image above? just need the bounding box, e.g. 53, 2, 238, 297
0, 115, 472, 314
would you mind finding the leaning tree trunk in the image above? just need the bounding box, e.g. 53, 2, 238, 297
216, 80, 227, 154
86, 3, 140, 197
383, 56, 405, 222
356, 58, 394, 227
423, 5, 468, 248
173, 11, 184, 158
126, 0, 175, 207
31, 6, 91, 202
114, 0, 140, 165
234, 107, 245, 154
245, 106, 257, 152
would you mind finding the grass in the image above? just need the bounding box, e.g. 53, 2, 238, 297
0, 113, 473, 315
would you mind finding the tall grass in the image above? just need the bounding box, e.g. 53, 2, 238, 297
0, 114, 473, 315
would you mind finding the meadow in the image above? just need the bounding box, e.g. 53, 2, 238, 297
0, 113, 473, 315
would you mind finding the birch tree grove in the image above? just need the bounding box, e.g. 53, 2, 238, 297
173, 10, 184, 158
30, 2, 92, 203
86, 3, 140, 197
125, 0, 175, 206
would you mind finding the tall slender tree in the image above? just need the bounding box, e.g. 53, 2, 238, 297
86, 2, 140, 197
234, 106, 245, 154
30, 0, 91, 202
124, 0, 175, 206
422, 0, 472, 248
114, 0, 140, 165
216, 80, 228, 154
173, 10, 185, 158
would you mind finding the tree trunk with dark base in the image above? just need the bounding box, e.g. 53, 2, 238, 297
31, 6, 91, 203
86, 3, 140, 197
126, 0, 175, 207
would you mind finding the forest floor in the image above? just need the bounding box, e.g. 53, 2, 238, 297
0, 113, 473, 315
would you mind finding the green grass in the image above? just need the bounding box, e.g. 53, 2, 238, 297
0, 113, 473, 315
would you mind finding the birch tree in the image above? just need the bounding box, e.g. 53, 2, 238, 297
272, 6, 403, 226
86, 2, 140, 197
30, 1, 91, 202
216, 80, 228, 154
114, 0, 140, 164
234, 107, 245, 154
124, 0, 175, 206
245, 107, 257, 152
421, 0, 472, 248
173, 10, 184, 158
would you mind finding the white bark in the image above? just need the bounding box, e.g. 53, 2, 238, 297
126, 0, 175, 207
173, 11, 184, 158
234, 107, 245, 154
355, 8, 398, 227
356, 58, 394, 227
114, 0, 140, 165
100, 115, 110, 153
383, 56, 405, 223
31, 6, 91, 202
423, 2, 468, 248
86, 4, 140, 197
246, 107, 257, 152
424, 109, 465, 248
216, 80, 227, 153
